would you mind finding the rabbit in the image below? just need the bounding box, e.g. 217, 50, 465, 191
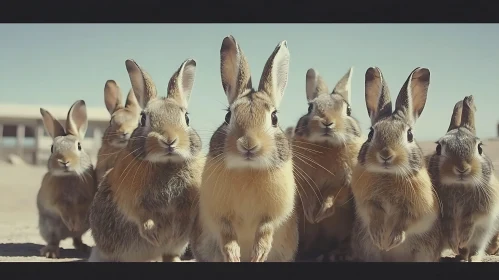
37, 100, 97, 258
427, 95, 499, 262
189, 35, 298, 262
350, 67, 442, 262
292, 68, 362, 262
95, 80, 141, 185
88, 58, 203, 262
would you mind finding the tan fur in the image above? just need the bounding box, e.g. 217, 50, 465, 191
351, 164, 441, 262
38, 172, 96, 225
95, 86, 140, 184
198, 159, 297, 261
293, 137, 362, 260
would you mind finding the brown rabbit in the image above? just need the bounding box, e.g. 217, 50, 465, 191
89, 58, 203, 262
189, 35, 298, 262
427, 96, 499, 262
37, 100, 97, 258
95, 80, 140, 185
292, 68, 362, 262
350, 67, 442, 262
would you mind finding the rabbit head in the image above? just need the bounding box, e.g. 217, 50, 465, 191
124, 58, 202, 164
294, 67, 361, 145
211, 35, 292, 170
433, 95, 494, 186
103, 80, 141, 148
357, 67, 430, 175
40, 100, 92, 176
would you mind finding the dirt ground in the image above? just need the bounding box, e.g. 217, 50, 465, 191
1, 140, 499, 262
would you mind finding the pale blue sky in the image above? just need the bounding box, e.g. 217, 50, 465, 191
1, 24, 498, 144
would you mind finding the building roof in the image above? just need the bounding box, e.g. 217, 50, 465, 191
0, 103, 110, 122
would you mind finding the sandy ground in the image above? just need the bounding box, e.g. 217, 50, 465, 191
1, 140, 499, 262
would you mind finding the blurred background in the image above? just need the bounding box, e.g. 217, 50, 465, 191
0, 23, 498, 261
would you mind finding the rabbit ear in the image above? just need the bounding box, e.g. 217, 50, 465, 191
447, 100, 464, 132
220, 35, 253, 106
104, 80, 123, 115
167, 59, 197, 108
332, 67, 353, 105
40, 108, 65, 139
124, 88, 140, 112
460, 95, 477, 134
365, 67, 392, 126
125, 59, 157, 109
305, 68, 329, 102
258, 40, 290, 109
394, 67, 430, 126
65, 100, 88, 139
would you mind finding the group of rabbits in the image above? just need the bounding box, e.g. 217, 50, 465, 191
35, 34, 499, 262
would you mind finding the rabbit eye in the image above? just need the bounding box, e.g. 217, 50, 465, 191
478, 143, 483, 155
367, 128, 374, 142
140, 112, 147, 127
271, 111, 278, 127
307, 104, 313, 114
50, 145, 54, 153
185, 112, 190, 126
436, 144, 442, 155
224, 111, 231, 124
77, 142, 82, 151
407, 129, 414, 143
347, 105, 352, 116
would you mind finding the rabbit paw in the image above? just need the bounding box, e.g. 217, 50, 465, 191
139, 219, 161, 247
313, 196, 335, 224
222, 241, 241, 262
40, 245, 60, 259
368, 226, 385, 251
383, 230, 406, 251
251, 247, 270, 262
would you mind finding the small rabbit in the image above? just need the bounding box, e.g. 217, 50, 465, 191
37, 100, 97, 258
350, 67, 442, 262
292, 68, 362, 262
427, 95, 499, 262
88, 58, 203, 262
189, 35, 298, 262
95, 80, 140, 185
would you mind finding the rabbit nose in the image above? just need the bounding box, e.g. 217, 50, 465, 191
321, 121, 334, 128
377, 149, 394, 163
454, 166, 470, 175
164, 138, 177, 146
58, 159, 70, 167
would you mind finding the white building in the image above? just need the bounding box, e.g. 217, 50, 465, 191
0, 103, 110, 165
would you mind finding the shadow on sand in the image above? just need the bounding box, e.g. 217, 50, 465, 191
0, 243, 89, 260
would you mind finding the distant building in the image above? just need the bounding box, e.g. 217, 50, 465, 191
0, 103, 109, 165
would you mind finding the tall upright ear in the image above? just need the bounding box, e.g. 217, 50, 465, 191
125, 59, 157, 109
65, 100, 88, 139
447, 99, 464, 132
394, 67, 430, 126
220, 35, 253, 106
124, 88, 140, 113
258, 40, 290, 108
365, 67, 392, 126
104, 80, 123, 115
332, 67, 353, 105
167, 59, 196, 108
40, 108, 65, 139
305, 68, 329, 102
460, 95, 477, 134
